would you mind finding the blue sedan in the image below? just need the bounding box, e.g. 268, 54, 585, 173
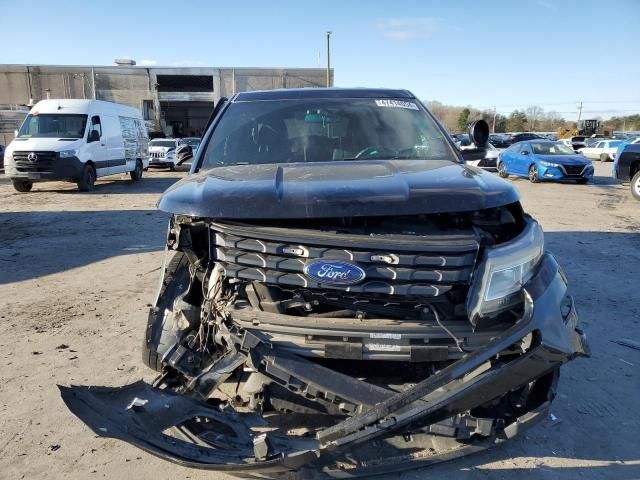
497, 140, 594, 184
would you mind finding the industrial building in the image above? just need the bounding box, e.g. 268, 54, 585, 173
0, 62, 332, 144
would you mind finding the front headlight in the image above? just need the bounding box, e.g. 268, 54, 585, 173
59, 149, 78, 158
467, 219, 544, 322
539, 160, 560, 168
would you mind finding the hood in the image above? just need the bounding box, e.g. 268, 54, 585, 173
7, 137, 82, 153
158, 160, 520, 219
536, 154, 590, 165
149, 145, 173, 152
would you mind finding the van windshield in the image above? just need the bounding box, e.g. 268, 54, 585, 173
18, 114, 88, 139
201, 98, 455, 169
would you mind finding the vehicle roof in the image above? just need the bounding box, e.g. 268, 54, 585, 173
150, 137, 177, 141
234, 87, 415, 102
30, 99, 142, 117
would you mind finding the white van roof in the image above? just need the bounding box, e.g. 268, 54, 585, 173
30, 99, 142, 118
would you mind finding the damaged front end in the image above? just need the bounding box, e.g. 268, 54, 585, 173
60, 207, 588, 478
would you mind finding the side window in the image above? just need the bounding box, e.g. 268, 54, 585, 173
520, 143, 530, 154
90, 115, 102, 137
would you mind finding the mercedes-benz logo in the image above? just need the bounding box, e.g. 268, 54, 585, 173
27, 152, 38, 163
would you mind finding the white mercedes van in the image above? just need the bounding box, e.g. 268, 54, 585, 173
4, 99, 149, 192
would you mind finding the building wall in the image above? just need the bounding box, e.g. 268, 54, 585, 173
0, 64, 332, 140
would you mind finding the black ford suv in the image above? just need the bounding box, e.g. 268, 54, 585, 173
61, 89, 588, 478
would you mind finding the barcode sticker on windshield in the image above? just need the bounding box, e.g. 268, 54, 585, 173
375, 99, 419, 110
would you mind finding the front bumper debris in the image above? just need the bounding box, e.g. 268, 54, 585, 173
60, 254, 588, 478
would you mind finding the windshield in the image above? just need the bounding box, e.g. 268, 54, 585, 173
180, 139, 200, 147
608, 141, 621, 148
532, 143, 575, 155
150, 140, 176, 148
201, 98, 454, 169
18, 114, 87, 139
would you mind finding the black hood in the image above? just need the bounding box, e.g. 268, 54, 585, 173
158, 160, 520, 219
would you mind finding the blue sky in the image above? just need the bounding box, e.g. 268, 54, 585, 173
1, 0, 638, 119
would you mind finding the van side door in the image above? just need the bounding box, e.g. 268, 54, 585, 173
103, 115, 128, 174
86, 114, 108, 176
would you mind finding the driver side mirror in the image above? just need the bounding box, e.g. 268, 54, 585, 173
88, 130, 100, 143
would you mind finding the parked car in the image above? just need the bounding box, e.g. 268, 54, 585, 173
488, 133, 511, 148
61, 88, 588, 478
3, 99, 148, 192
510, 132, 541, 144
557, 138, 573, 148
148, 138, 178, 170
464, 141, 499, 170
498, 139, 593, 183
579, 139, 623, 162
613, 143, 640, 200
570, 135, 587, 150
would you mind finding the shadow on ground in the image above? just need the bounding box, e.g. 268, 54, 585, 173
0, 209, 167, 284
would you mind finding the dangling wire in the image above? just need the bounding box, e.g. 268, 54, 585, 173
431, 306, 464, 354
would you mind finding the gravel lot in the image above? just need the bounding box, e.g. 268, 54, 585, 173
0, 163, 638, 480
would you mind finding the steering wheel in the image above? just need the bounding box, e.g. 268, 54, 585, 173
355, 146, 387, 159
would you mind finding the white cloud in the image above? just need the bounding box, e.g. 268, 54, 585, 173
139, 59, 158, 66
377, 17, 443, 41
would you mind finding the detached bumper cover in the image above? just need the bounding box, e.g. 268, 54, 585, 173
59, 253, 588, 478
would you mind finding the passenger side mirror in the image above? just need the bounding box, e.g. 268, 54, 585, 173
88, 130, 100, 143
521, 150, 529, 155
468, 120, 489, 148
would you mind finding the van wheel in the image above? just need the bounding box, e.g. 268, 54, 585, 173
631, 170, 640, 201
12, 180, 33, 192
130, 160, 143, 181
599, 153, 609, 162
528, 164, 539, 183
77, 164, 96, 192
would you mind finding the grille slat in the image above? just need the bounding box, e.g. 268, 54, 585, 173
213, 223, 478, 298
562, 164, 585, 175
12, 151, 57, 172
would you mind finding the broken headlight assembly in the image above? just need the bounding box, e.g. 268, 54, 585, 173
468, 218, 544, 322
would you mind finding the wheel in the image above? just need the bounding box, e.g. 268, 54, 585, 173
576, 178, 589, 184
77, 164, 96, 192
130, 159, 143, 181
631, 170, 640, 201
12, 180, 33, 192
497, 162, 508, 178
168, 163, 176, 171
142, 252, 190, 372
528, 164, 539, 183
599, 153, 609, 162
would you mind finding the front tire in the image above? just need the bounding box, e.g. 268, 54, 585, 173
599, 153, 609, 162
130, 159, 143, 181
497, 162, 508, 178
12, 180, 33, 192
77, 164, 96, 192
168, 163, 176, 171
576, 178, 589, 184
631, 170, 640, 201
528, 164, 539, 183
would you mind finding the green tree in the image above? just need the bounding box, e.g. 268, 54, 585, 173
506, 110, 528, 132
457, 108, 470, 132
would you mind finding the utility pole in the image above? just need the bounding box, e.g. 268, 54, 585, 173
326, 31, 332, 87
577, 101, 583, 123
492, 106, 497, 133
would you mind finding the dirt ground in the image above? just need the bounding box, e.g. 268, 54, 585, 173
0, 163, 638, 480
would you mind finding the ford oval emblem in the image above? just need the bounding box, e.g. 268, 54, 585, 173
303, 259, 366, 285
